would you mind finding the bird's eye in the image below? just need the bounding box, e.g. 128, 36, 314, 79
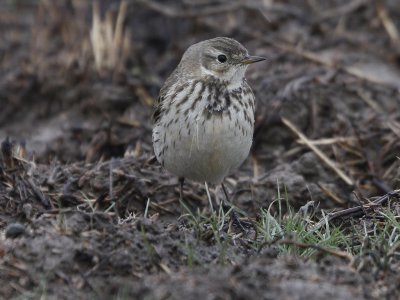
217, 54, 227, 63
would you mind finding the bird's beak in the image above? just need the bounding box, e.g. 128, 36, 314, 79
241, 55, 267, 65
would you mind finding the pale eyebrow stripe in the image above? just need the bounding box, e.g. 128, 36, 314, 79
204, 54, 216, 60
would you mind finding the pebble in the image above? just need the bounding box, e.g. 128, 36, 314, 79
22, 203, 33, 219
5, 223, 26, 238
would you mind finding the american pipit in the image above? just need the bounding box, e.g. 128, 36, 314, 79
152, 37, 265, 219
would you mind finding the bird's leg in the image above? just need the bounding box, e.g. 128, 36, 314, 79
221, 183, 246, 232
179, 177, 185, 201
204, 181, 214, 212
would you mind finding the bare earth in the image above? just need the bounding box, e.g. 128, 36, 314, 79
0, 1, 400, 299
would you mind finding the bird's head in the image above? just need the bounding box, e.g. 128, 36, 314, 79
179, 37, 266, 88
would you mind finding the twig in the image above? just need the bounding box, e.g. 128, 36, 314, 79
278, 239, 353, 260
26, 178, 52, 209
136, 0, 244, 17
297, 136, 357, 146
311, 189, 400, 231
109, 159, 113, 200
314, 0, 367, 21
376, 0, 400, 50
257, 236, 352, 260
356, 89, 400, 138
281, 117, 354, 186
318, 182, 346, 205
150, 201, 175, 215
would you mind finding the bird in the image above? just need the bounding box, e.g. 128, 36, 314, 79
152, 37, 265, 222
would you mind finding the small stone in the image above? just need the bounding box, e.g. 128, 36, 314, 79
5, 223, 26, 238
22, 203, 33, 219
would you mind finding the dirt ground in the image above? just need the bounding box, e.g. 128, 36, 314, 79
1, 0, 400, 299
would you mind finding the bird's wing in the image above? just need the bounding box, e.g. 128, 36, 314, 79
152, 69, 179, 124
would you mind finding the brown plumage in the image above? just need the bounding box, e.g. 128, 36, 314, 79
152, 37, 265, 184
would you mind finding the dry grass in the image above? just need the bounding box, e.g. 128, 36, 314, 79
90, 0, 131, 77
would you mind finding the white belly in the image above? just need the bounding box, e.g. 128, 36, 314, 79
153, 108, 253, 184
